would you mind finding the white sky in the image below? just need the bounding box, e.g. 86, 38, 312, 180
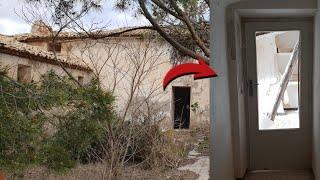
0, 0, 149, 35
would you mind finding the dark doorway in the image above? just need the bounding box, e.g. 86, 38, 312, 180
173, 86, 191, 129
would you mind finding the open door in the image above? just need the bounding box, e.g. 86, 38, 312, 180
173, 86, 191, 129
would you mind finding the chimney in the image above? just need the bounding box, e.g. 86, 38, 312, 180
31, 21, 52, 36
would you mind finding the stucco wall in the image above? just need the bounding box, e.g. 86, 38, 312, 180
211, 1, 236, 179
0, 53, 92, 84
30, 37, 211, 129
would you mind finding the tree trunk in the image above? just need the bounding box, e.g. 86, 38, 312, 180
269, 40, 300, 121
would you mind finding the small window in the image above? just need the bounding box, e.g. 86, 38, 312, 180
17, 64, 32, 83
48, 42, 62, 53
78, 76, 84, 85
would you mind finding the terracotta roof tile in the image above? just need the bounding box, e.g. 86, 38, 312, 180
0, 35, 92, 72
13, 26, 155, 42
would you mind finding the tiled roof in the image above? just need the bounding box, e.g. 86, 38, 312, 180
13, 26, 155, 42
0, 35, 92, 72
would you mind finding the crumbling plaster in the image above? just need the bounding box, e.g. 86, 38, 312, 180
29, 37, 211, 129
0, 53, 92, 83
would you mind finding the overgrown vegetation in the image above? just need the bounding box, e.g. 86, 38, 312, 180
0, 70, 114, 174
0, 70, 188, 179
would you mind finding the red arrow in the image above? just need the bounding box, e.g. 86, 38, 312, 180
163, 59, 218, 90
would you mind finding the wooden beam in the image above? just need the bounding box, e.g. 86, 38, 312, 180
269, 40, 300, 121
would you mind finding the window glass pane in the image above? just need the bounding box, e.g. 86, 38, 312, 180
256, 31, 300, 130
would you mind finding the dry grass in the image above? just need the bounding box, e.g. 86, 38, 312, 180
23, 163, 198, 180
19, 126, 209, 180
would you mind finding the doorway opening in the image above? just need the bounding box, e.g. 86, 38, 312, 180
173, 86, 191, 129
255, 31, 300, 130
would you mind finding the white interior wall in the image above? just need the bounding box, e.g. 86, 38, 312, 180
313, 0, 320, 178
210, 0, 240, 179
275, 31, 300, 52
212, 0, 318, 179
276, 53, 299, 75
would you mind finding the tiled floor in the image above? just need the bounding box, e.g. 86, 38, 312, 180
245, 170, 314, 180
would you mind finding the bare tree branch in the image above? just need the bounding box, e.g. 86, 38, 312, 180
168, 0, 210, 57
138, 0, 209, 63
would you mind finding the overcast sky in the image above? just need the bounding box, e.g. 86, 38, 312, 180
0, 0, 149, 35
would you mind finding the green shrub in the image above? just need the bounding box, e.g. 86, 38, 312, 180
0, 70, 116, 174
0, 70, 46, 173
0, 112, 45, 173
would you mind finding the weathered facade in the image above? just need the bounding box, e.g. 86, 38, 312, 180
0, 34, 92, 84
5, 23, 210, 130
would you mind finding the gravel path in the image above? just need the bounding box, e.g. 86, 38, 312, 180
178, 137, 209, 180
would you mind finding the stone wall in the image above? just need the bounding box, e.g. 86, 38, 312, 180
0, 53, 92, 84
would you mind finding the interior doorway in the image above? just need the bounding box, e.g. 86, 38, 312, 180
173, 86, 191, 129
244, 19, 313, 171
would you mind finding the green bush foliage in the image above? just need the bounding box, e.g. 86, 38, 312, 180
0, 69, 189, 178
0, 70, 115, 174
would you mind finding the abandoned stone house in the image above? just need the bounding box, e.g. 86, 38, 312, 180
0, 34, 92, 84
0, 22, 210, 130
